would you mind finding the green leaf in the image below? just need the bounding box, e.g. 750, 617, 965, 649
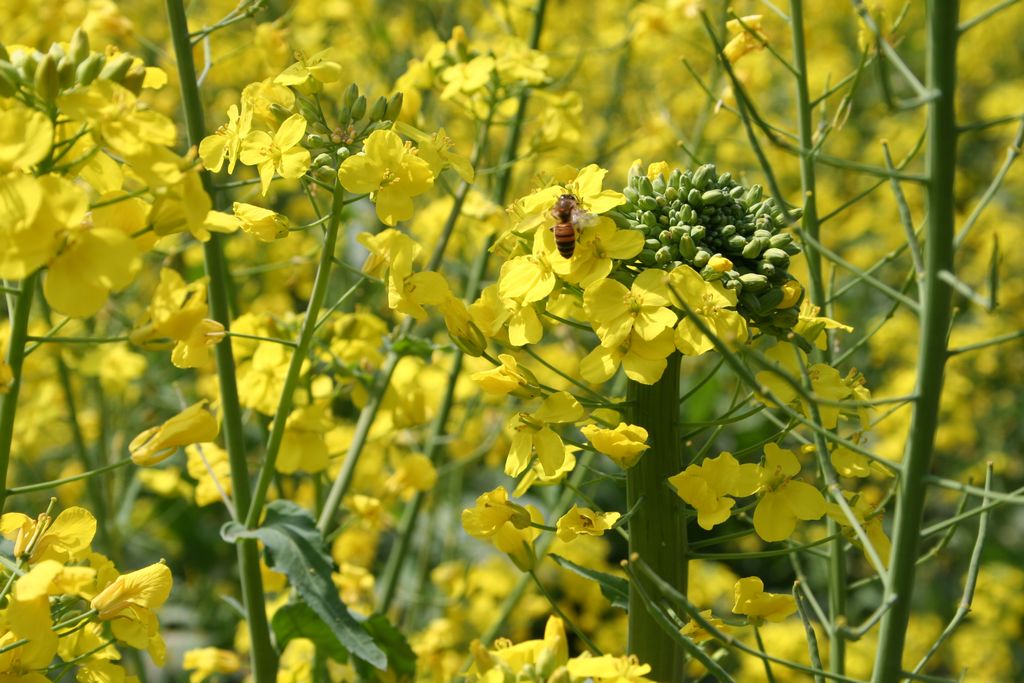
222, 500, 387, 669
272, 602, 349, 663
549, 553, 629, 610
354, 614, 417, 681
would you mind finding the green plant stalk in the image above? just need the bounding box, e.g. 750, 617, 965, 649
0, 273, 38, 514
789, 0, 846, 674
871, 2, 959, 681
245, 183, 344, 527
626, 352, 687, 682
164, 1, 275, 679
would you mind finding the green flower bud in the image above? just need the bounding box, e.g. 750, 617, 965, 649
34, 53, 58, 104
306, 133, 328, 147
57, 56, 75, 88
742, 237, 766, 259
638, 249, 657, 266
641, 212, 657, 228
740, 291, 763, 314
623, 187, 639, 204
638, 176, 654, 197
691, 163, 715, 190
99, 52, 133, 82
690, 224, 706, 242
639, 195, 659, 211
669, 168, 682, 188
720, 224, 736, 237
655, 245, 673, 265
385, 91, 404, 120
678, 234, 697, 260
729, 185, 745, 199
772, 307, 800, 328
701, 189, 726, 206
75, 53, 103, 85
768, 232, 793, 248
268, 102, 293, 123
757, 262, 777, 277
15, 50, 39, 81
717, 172, 732, 186
311, 152, 334, 168
368, 95, 387, 122
726, 235, 747, 251
70, 28, 90, 66
762, 247, 790, 267
644, 238, 661, 250
681, 205, 695, 223
343, 82, 359, 108
693, 248, 711, 268
314, 164, 337, 181
739, 273, 769, 292
743, 184, 763, 206
687, 188, 702, 207
757, 288, 785, 312
350, 94, 367, 120
664, 186, 679, 202
122, 63, 146, 95
0, 44, 8, 62
652, 174, 666, 194
669, 225, 686, 241
0, 61, 19, 97
658, 230, 673, 245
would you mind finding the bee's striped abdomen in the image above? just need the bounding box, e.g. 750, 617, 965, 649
553, 223, 576, 258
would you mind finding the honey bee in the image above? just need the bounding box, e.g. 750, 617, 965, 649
550, 193, 594, 259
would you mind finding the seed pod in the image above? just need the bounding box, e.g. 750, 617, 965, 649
99, 52, 133, 82
76, 53, 103, 85
350, 94, 367, 120
739, 273, 769, 292
34, 53, 58, 104
70, 28, 90, 66
368, 95, 387, 122
384, 91, 404, 120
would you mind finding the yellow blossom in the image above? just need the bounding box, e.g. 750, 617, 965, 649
91, 561, 172, 662
579, 423, 650, 469
129, 401, 220, 466
584, 269, 677, 348
506, 392, 585, 477
732, 576, 796, 623
669, 451, 761, 530
0, 507, 96, 564
233, 202, 289, 241
555, 505, 620, 542
338, 129, 434, 225
198, 102, 253, 174
669, 264, 747, 356
579, 328, 676, 386
239, 113, 311, 196
752, 443, 827, 542
724, 15, 767, 64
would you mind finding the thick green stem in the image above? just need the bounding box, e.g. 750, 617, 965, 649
164, 1, 275, 679
789, 0, 845, 673
871, 2, 958, 681
626, 352, 687, 682
0, 273, 38, 514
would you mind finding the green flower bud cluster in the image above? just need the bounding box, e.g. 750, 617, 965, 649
0, 29, 147, 101
610, 164, 805, 336
295, 82, 404, 177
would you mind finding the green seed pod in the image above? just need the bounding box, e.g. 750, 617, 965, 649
70, 28, 90, 66
690, 224, 706, 242
76, 53, 103, 85
655, 245, 673, 265
687, 188, 702, 207
652, 175, 666, 194
350, 94, 367, 120
638, 249, 657, 266
99, 52, 133, 82
762, 247, 790, 267
757, 288, 785, 312
384, 91, 404, 120
639, 196, 659, 211
368, 95, 387, 122
693, 248, 711, 268
726, 235, 747, 251
701, 189, 726, 206
34, 53, 58, 104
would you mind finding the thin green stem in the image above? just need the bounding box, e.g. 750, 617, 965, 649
0, 272, 38, 514
871, 3, 959, 680
246, 183, 344, 527
6, 460, 133, 496
164, 1, 274, 679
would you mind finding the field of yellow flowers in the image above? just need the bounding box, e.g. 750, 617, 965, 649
1, 0, 1022, 681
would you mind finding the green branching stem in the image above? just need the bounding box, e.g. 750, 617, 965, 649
0, 272, 38, 514
164, 0, 275, 679
871, 2, 959, 680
